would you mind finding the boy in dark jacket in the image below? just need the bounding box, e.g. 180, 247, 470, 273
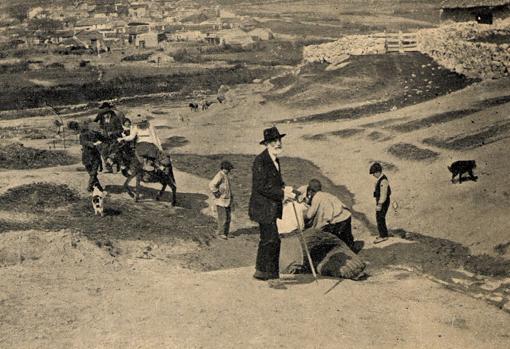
70, 121, 106, 192
369, 162, 391, 244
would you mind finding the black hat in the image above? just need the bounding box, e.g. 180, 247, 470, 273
369, 162, 382, 174
220, 160, 234, 171
259, 126, 286, 145
99, 102, 113, 109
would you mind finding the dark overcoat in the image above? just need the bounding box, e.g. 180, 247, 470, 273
79, 129, 105, 168
249, 149, 284, 224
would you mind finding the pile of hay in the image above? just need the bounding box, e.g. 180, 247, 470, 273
0, 143, 77, 169
0, 182, 80, 212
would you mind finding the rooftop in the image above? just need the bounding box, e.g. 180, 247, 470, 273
441, 0, 510, 8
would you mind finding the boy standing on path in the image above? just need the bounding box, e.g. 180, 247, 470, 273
370, 162, 392, 244
209, 161, 234, 240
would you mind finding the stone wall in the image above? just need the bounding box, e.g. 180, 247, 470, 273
303, 21, 510, 80
416, 22, 510, 79
303, 34, 386, 64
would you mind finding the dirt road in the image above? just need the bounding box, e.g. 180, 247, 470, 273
1, 65, 510, 348
1, 229, 509, 349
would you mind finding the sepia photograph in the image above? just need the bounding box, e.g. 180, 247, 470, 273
0, 0, 509, 348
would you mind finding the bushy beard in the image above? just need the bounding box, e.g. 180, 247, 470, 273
268, 144, 283, 157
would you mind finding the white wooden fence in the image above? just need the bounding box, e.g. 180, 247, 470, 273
384, 31, 418, 53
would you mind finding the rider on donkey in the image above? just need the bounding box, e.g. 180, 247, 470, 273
94, 102, 125, 172
116, 115, 164, 172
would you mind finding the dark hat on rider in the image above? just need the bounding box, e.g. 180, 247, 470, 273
99, 102, 113, 109
220, 160, 234, 171
259, 126, 286, 145
369, 162, 382, 174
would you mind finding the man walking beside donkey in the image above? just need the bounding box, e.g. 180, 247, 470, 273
69, 121, 106, 193
249, 126, 294, 290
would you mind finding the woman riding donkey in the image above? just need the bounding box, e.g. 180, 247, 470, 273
115, 115, 176, 205
116, 115, 164, 171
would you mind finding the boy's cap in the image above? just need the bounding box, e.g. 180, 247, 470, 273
221, 160, 234, 170
369, 162, 382, 174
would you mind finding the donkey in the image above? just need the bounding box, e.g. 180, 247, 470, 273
201, 100, 215, 111
109, 142, 177, 205
189, 102, 199, 112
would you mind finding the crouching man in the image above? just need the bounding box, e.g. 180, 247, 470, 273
293, 179, 366, 280
302, 179, 355, 251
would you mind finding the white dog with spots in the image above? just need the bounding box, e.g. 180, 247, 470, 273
92, 186, 107, 217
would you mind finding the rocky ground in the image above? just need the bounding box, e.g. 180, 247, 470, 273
1, 55, 510, 348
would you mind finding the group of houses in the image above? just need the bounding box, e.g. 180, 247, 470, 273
1, 0, 275, 54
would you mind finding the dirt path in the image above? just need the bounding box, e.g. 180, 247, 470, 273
1, 70, 510, 347
1, 230, 509, 349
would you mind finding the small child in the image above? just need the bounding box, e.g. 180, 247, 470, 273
209, 161, 234, 239
369, 162, 392, 244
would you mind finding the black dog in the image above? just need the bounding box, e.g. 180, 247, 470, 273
189, 102, 199, 112
448, 160, 477, 183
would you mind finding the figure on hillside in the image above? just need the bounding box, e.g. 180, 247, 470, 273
249, 126, 294, 290
94, 102, 125, 172
298, 179, 355, 251
369, 162, 392, 244
69, 121, 107, 192
209, 161, 235, 240
117, 115, 164, 172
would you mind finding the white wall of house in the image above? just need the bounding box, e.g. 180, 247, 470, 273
135, 32, 158, 48
129, 7, 148, 18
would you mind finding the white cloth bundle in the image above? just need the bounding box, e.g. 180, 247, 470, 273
277, 201, 307, 235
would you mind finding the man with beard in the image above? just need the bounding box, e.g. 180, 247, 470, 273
94, 102, 124, 172
249, 126, 294, 289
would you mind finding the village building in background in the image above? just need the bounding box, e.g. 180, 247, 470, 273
440, 0, 510, 24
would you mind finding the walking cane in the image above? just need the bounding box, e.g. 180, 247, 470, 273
291, 200, 318, 284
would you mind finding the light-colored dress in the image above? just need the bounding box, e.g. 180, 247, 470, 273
120, 124, 163, 159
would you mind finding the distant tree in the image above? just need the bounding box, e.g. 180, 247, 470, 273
7, 4, 31, 22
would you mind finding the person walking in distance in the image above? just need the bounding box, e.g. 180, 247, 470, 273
209, 161, 235, 240
370, 162, 392, 244
249, 126, 294, 289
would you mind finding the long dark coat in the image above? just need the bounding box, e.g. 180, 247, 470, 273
249, 149, 284, 224
79, 129, 105, 168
